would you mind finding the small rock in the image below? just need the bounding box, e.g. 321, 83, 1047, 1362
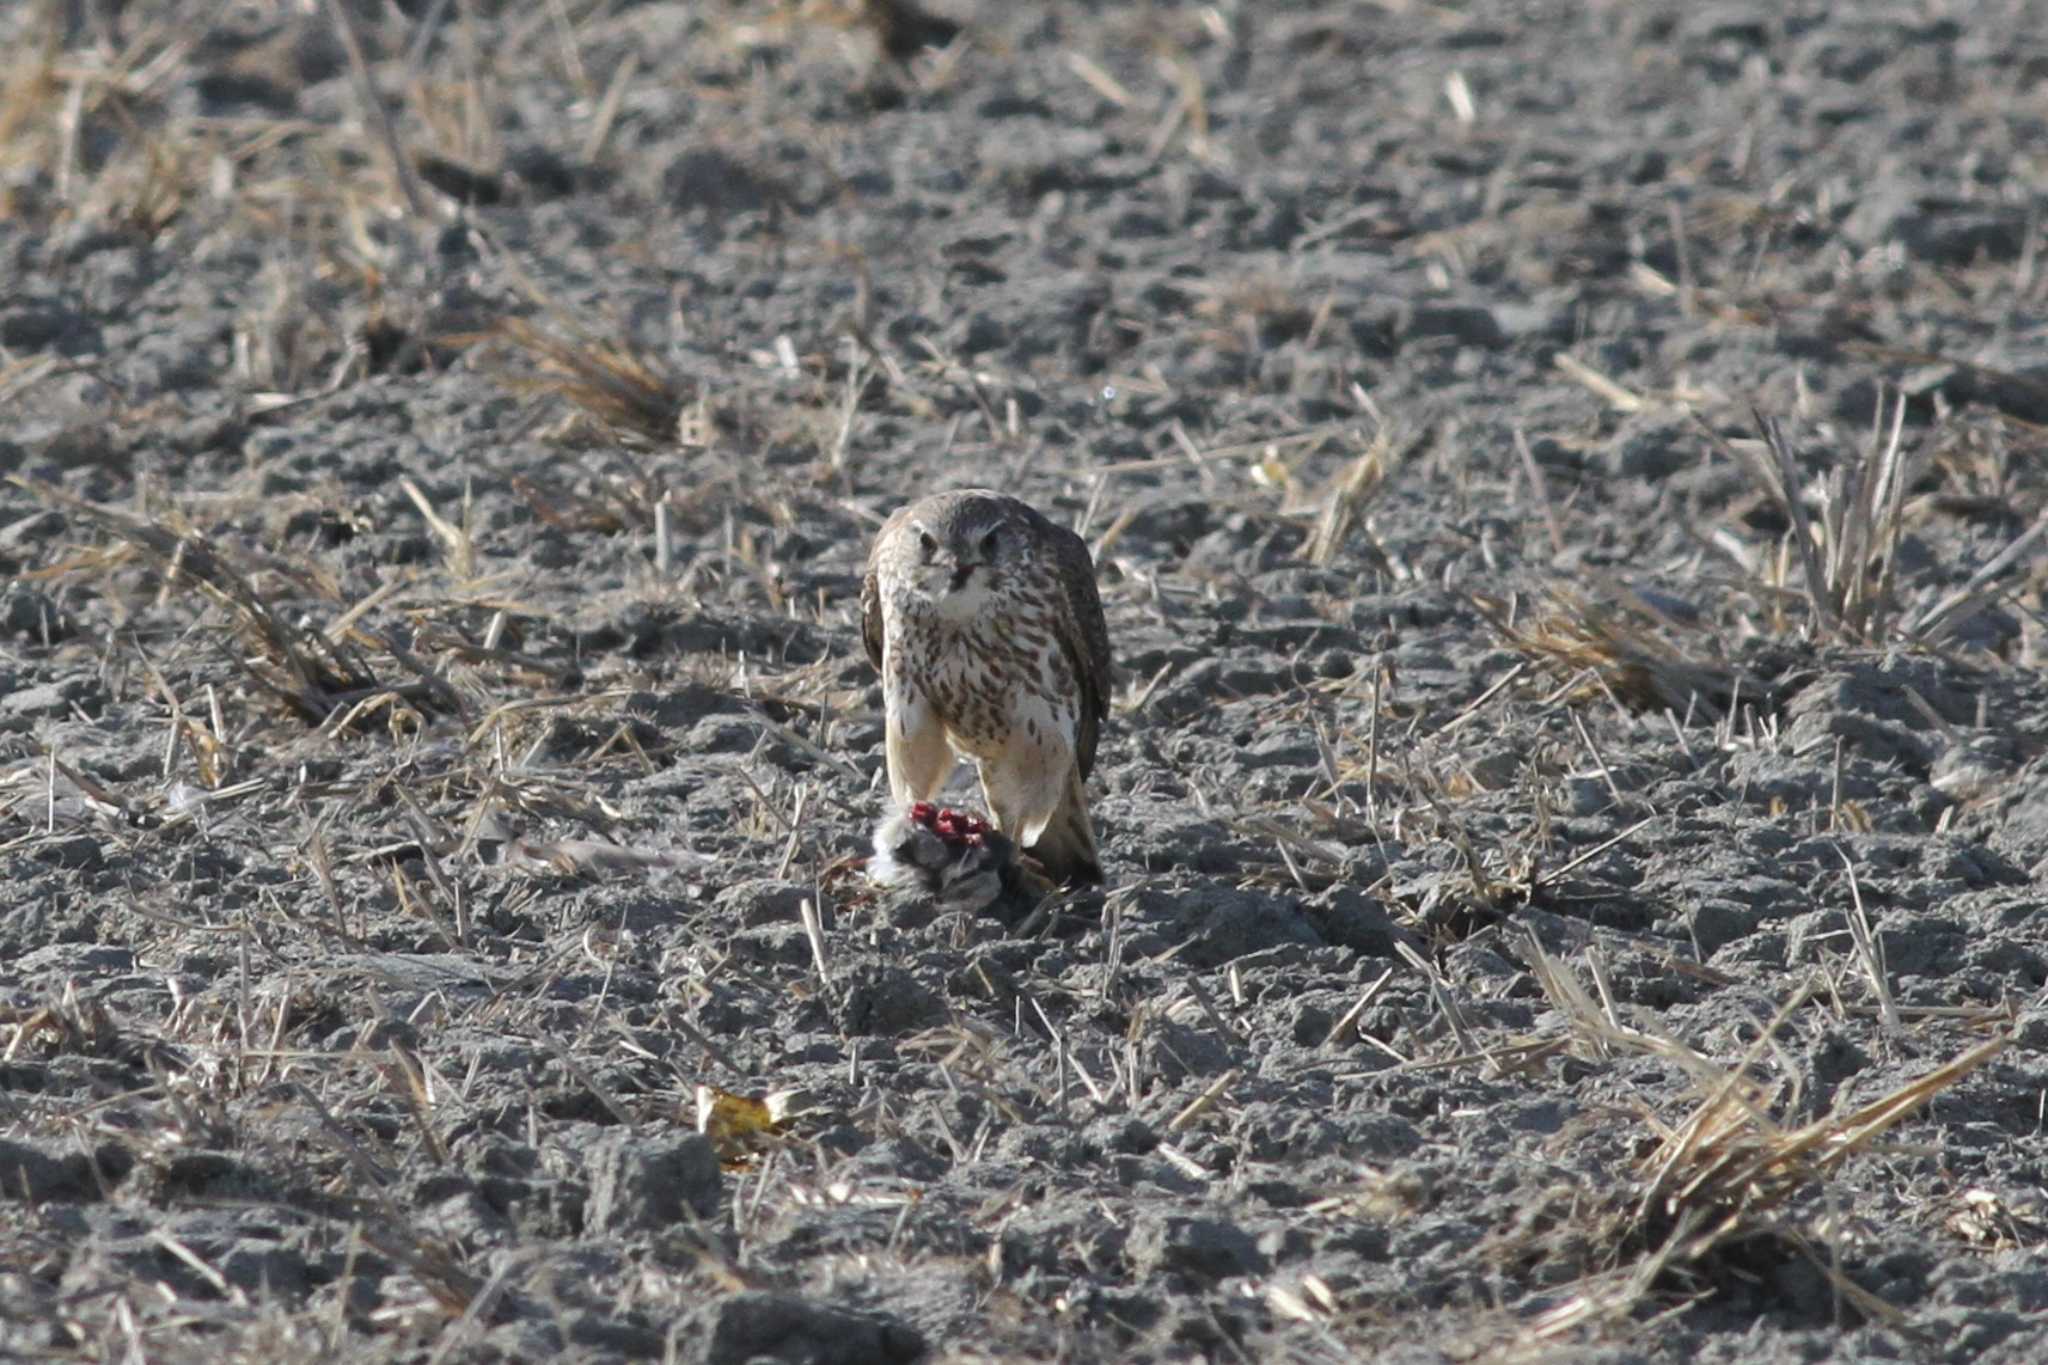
1304, 886, 1399, 957
664, 149, 775, 214
1691, 900, 1763, 957
562, 1310, 665, 1356
1128, 1214, 1269, 1282
0, 301, 100, 356
704, 1292, 924, 1365
958, 313, 1008, 356
0, 510, 67, 559
585, 1132, 721, 1234
0, 681, 71, 718
0, 1137, 119, 1202
1604, 408, 1697, 479
1174, 888, 1321, 968
1138, 1015, 1234, 1083
1406, 304, 1507, 349
836, 965, 947, 1037
629, 684, 747, 730
715, 880, 811, 928
33, 836, 103, 871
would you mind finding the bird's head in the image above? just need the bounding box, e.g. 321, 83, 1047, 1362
905, 493, 1027, 620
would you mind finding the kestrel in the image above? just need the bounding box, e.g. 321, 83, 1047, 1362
861, 490, 1112, 884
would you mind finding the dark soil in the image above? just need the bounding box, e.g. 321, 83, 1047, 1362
3, 1, 2047, 1360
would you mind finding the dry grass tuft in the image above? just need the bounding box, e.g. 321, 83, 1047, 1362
1474, 590, 1753, 718
1633, 1020, 2005, 1322
1, 988, 120, 1063
1302, 427, 1400, 567
13, 476, 382, 723
1711, 401, 2048, 649
0, 4, 194, 234
1515, 935, 2010, 1335
479, 315, 696, 448
1718, 401, 1915, 643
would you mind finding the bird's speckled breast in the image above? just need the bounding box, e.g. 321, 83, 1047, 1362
889, 585, 1069, 759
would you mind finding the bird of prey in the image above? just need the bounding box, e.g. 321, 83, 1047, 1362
861, 490, 1111, 884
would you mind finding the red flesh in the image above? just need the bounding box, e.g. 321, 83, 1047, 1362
907, 802, 991, 847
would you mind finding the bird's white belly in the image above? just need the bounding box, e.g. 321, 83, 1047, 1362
896, 616, 1075, 763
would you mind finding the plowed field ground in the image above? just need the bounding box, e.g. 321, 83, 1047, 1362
3, 2, 2047, 1361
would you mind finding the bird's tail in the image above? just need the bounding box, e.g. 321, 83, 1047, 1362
1024, 768, 1102, 885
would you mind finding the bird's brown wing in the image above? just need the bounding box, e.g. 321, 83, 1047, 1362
860, 560, 886, 674
1046, 522, 1113, 777
862, 508, 912, 674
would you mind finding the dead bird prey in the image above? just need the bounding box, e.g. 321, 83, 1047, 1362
869, 801, 1049, 911
861, 489, 1111, 884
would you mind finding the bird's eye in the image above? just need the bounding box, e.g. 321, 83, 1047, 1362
979, 528, 1000, 558
917, 529, 938, 559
